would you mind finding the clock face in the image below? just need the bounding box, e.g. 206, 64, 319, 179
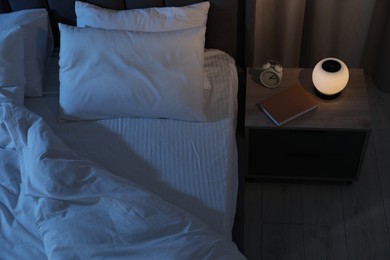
260, 70, 281, 88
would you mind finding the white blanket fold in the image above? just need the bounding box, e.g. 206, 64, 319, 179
0, 100, 244, 259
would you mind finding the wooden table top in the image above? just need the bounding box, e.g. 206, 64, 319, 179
245, 68, 371, 130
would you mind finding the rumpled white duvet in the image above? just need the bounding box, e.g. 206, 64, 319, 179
0, 99, 245, 259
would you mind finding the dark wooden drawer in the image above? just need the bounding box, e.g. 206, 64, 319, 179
247, 128, 370, 181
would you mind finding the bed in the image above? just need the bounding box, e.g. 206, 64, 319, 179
0, 0, 246, 259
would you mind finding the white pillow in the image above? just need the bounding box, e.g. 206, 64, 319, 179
76, 1, 210, 91
75, 1, 210, 32
58, 23, 207, 121
0, 9, 53, 97
0, 27, 25, 105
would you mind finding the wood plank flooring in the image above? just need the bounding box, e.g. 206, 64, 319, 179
241, 75, 390, 260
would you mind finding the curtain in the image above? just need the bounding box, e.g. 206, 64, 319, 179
246, 0, 390, 90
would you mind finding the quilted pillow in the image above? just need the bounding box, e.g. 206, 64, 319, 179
76, 1, 210, 32
58, 24, 207, 121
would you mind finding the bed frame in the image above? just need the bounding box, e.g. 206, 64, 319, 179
0, 0, 246, 249
0, 0, 244, 65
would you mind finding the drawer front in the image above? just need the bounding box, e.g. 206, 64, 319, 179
247, 128, 368, 180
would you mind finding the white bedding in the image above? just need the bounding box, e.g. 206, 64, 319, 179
1, 49, 241, 258
0, 99, 244, 259
24, 49, 239, 239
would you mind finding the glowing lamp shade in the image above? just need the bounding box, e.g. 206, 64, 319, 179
312, 58, 349, 99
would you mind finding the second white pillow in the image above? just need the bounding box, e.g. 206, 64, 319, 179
0, 26, 25, 105
75, 1, 210, 32
59, 24, 207, 121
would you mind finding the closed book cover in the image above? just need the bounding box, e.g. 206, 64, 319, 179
258, 84, 318, 126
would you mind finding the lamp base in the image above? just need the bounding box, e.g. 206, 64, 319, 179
314, 87, 342, 99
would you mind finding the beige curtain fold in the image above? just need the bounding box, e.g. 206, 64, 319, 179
301, 0, 376, 68
373, 12, 390, 92
249, 0, 306, 67
247, 0, 390, 87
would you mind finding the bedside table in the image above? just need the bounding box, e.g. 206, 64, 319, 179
245, 68, 371, 181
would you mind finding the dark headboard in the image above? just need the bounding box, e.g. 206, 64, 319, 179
0, 0, 244, 66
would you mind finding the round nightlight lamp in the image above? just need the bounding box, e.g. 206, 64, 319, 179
312, 58, 349, 99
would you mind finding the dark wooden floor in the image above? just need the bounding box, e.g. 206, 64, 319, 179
241, 76, 390, 260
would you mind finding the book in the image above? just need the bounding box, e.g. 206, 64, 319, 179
257, 84, 318, 126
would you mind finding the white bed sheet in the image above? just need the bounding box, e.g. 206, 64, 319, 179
25, 49, 239, 239
0, 100, 245, 259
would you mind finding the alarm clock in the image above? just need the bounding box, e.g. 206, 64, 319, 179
259, 60, 283, 88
